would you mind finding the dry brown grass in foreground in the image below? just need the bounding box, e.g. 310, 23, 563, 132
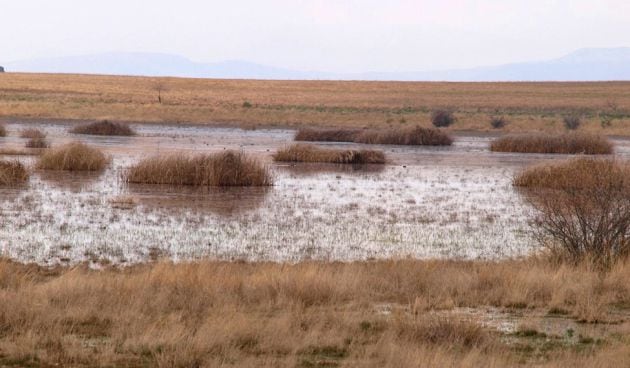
490, 133, 613, 154
296, 126, 453, 146
0, 258, 629, 367
70, 120, 136, 136
516, 158, 630, 267
126, 151, 272, 186
0, 160, 28, 185
36, 142, 109, 171
273, 144, 386, 164
19, 128, 46, 139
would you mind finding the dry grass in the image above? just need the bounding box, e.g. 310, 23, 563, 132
295, 126, 453, 146
2, 73, 630, 135
36, 142, 109, 171
514, 158, 630, 189
0, 160, 28, 185
70, 120, 136, 136
0, 124, 6, 137
0, 257, 629, 366
490, 133, 613, 154
25, 137, 50, 148
0, 147, 43, 156
19, 128, 46, 139
125, 151, 272, 186
273, 144, 386, 164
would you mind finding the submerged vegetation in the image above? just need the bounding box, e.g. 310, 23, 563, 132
295, 126, 453, 146
273, 144, 386, 164
37, 142, 109, 171
491, 133, 613, 154
0, 160, 28, 185
126, 151, 272, 186
70, 120, 136, 136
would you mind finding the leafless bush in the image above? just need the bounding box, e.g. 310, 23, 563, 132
431, 110, 456, 128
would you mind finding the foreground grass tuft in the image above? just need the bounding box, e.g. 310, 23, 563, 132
69, 120, 136, 136
36, 142, 109, 171
490, 133, 613, 154
295, 126, 453, 146
273, 144, 386, 164
0, 160, 28, 185
125, 151, 272, 186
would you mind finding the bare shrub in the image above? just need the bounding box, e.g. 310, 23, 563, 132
490, 133, 612, 154
490, 116, 507, 129
125, 151, 272, 186
70, 120, 136, 136
516, 158, 630, 267
0, 160, 29, 185
37, 142, 109, 171
20, 128, 46, 139
563, 115, 582, 130
25, 137, 50, 148
295, 126, 453, 146
273, 144, 386, 164
431, 109, 456, 128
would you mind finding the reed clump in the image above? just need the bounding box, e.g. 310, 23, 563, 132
125, 151, 272, 186
491, 133, 613, 154
36, 142, 109, 171
70, 120, 136, 136
0, 124, 6, 137
25, 137, 50, 149
273, 144, 386, 164
19, 128, 46, 139
295, 126, 453, 146
0, 160, 28, 185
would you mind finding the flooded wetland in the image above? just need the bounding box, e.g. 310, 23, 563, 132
2, 120, 626, 266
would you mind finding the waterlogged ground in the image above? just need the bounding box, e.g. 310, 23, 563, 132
1, 120, 628, 265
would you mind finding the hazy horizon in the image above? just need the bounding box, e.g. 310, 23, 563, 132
2, 0, 630, 73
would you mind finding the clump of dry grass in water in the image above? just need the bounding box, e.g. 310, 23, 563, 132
70, 120, 136, 136
516, 158, 630, 268
24, 137, 50, 149
126, 151, 272, 186
295, 126, 453, 146
0, 160, 28, 185
19, 128, 46, 139
273, 144, 386, 164
36, 142, 109, 171
0, 124, 6, 137
491, 133, 612, 154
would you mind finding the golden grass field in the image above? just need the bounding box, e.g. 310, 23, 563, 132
2, 257, 630, 367
1, 73, 630, 134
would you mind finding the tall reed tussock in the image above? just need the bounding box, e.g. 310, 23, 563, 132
0, 160, 28, 185
19, 128, 46, 139
69, 120, 136, 136
125, 151, 272, 186
491, 133, 613, 154
273, 144, 386, 164
516, 158, 630, 267
295, 126, 453, 146
36, 142, 109, 171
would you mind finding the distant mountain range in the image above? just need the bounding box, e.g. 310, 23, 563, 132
4, 47, 630, 81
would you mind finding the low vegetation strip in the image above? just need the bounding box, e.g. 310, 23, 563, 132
0, 160, 28, 185
0, 258, 628, 367
36, 142, 109, 171
69, 120, 136, 136
19, 128, 46, 139
514, 158, 630, 189
490, 133, 613, 154
295, 126, 453, 146
273, 144, 386, 164
125, 151, 272, 186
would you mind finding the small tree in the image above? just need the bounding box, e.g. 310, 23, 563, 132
153, 82, 168, 104
431, 110, 456, 128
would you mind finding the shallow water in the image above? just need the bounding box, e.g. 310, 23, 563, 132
0, 121, 626, 265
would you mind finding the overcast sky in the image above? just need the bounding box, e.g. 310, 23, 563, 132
2, 0, 630, 73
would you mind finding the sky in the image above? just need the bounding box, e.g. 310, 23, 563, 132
2, 0, 630, 73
